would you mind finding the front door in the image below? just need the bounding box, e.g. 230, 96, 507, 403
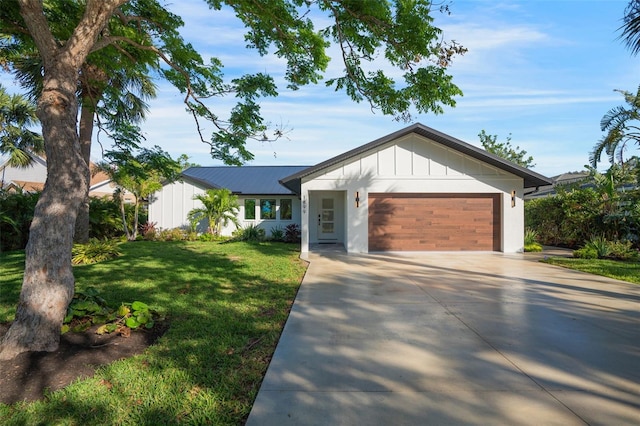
318, 197, 337, 240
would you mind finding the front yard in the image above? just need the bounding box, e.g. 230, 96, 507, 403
0, 241, 307, 425
542, 256, 640, 284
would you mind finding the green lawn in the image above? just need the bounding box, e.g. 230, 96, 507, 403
0, 241, 307, 425
542, 257, 640, 284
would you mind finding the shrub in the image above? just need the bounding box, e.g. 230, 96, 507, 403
574, 247, 598, 259
140, 221, 157, 240
524, 242, 543, 252
284, 223, 301, 243
607, 240, 639, 261
62, 287, 162, 335
198, 232, 217, 242
157, 228, 189, 241
270, 225, 285, 241
0, 189, 39, 251
72, 239, 122, 265
234, 224, 265, 241
524, 228, 539, 246
584, 235, 611, 259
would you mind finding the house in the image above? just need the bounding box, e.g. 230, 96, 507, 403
0, 153, 126, 199
148, 123, 552, 253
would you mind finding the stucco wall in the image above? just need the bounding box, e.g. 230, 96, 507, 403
301, 134, 525, 253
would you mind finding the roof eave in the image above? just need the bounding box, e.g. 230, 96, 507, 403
280, 123, 553, 189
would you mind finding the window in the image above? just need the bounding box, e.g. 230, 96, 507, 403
260, 199, 276, 219
280, 199, 292, 220
244, 199, 256, 220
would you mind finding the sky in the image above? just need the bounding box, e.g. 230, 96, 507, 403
3, 1, 640, 177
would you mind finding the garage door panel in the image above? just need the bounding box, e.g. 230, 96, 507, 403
368, 193, 501, 251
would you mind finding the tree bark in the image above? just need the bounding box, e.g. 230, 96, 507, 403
75, 64, 108, 244
74, 98, 95, 244
0, 0, 126, 360
0, 63, 87, 360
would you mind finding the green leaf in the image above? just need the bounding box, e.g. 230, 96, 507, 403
131, 301, 148, 312
125, 317, 140, 329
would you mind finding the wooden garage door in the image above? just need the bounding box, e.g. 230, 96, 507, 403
368, 193, 501, 251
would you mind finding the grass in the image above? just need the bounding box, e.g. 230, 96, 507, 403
0, 241, 307, 425
542, 257, 640, 284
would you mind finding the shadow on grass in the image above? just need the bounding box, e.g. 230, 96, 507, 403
0, 240, 307, 425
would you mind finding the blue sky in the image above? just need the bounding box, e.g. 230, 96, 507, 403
3, 1, 639, 177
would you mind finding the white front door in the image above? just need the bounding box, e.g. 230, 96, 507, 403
318, 197, 337, 240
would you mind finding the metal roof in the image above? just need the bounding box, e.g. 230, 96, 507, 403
281, 123, 553, 192
181, 166, 309, 195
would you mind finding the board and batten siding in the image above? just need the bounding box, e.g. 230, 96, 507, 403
300, 133, 525, 253
148, 179, 301, 237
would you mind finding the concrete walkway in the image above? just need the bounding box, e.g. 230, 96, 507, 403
247, 251, 640, 425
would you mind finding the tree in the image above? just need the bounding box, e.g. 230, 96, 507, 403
1, 3, 159, 243
620, 0, 640, 55
0, 0, 466, 360
590, 87, 640, 166
99, 146, 181, 241
188, 188, 240, 236
0, 84, 43, 167
478, 130, 535, 168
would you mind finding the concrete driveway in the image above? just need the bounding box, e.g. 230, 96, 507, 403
247, 251, 640, 425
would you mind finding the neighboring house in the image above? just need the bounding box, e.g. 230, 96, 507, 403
149, 123, 552, 253
525, 171, 590, 199
0, 153, 124, 199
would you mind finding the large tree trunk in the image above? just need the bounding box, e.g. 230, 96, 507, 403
0, 0, 126, 361
75, 64, 107, 244
0, 64, 87, 360
74, 101, 94, 244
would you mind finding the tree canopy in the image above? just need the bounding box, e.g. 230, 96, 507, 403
0, 0, 467, 360
0, 84, 43, 167
478, 130, 535, 168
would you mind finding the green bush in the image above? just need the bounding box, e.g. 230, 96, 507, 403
72, 239, 122, 265
607, 240, 639, 261
270, 225, 285, 241
524, 242, 543, 252
62, 287, 162, 335
0, 189, 39, 251
157, 228, 189, 241
574, 247, 599, 259
234, 224, 266, 241
524, 228, 539, 246
584, 235, 611, 259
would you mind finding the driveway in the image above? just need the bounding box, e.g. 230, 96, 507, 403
247, 251, 640, 425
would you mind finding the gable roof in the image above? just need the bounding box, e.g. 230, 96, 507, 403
181, 166, 309, 195
280, 123, 552, 192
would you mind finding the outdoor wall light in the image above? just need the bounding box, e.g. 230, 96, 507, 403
511, 190, 516, 208
355, 191, 360, 208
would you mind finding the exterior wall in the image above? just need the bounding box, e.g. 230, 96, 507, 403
148, 179, 301, 237
148, 180, 206, 231
0, 156, 47, 187
235, 196, 301, 237
301, 134, 525, 253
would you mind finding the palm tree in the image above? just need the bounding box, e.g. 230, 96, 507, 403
0, 85, 43, 167
188, 189, 240, 236
590, 86, 640, 166
620, 0, 640, 55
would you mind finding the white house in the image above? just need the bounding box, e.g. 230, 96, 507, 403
148, 123, 552, 253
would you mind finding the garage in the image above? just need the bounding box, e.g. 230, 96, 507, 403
368, 193, 501, 251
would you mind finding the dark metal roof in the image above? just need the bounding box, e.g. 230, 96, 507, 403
181, 166, 309, 195
281, 123, 553, 192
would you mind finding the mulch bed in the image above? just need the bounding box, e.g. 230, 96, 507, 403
0, 322, 168, 405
